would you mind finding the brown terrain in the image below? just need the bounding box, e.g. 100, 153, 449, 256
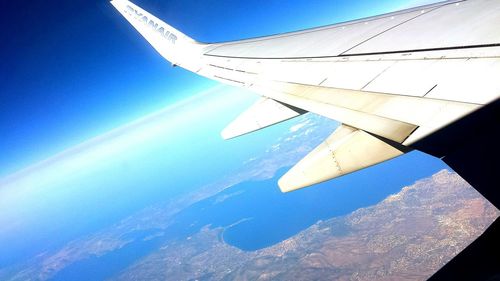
3, 115, 497, 281
112, 170, 499, 281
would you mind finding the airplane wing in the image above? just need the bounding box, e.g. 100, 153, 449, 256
111, 0, 500, 279
111, 0, 499, 193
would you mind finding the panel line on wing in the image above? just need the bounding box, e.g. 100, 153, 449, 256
338, 5, 443, 56
360, 62, 396, 90
203, 0, 463, 53
203, 44, 500, 60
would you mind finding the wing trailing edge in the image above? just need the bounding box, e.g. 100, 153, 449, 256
221, 97, 306, 140
278, 124, 409, 192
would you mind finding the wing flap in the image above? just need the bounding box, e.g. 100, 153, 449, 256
278, 124, 408, 192
221, 97, 306, 140
250, 81, 480, 145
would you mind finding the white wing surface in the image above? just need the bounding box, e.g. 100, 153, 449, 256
221, 97, 306, 140
110, 0, 500, 194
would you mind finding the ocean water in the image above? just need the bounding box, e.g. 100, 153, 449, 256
172, 151, 447, 250
50, 151, 448, 280
52, 231, 164, 281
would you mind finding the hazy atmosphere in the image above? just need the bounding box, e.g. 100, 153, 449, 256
1, 0, 497, 280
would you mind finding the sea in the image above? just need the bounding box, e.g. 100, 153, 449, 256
51, 151, 448, 280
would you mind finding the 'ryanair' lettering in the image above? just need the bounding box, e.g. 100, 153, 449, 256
124, 5, 177, 44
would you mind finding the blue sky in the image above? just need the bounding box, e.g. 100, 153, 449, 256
0, 0, 444, 268
0, 0, 437, 177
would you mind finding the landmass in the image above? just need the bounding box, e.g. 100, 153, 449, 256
112, 170, 498, 281
2, 114, 498, 281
